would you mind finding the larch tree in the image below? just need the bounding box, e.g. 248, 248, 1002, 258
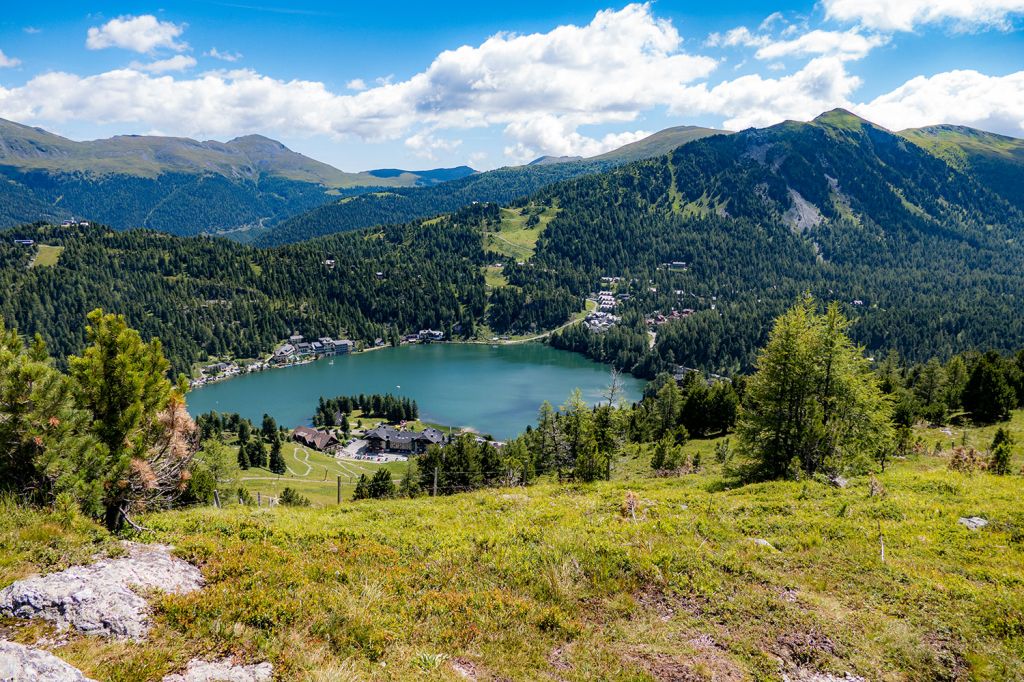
737, 298, 893, 480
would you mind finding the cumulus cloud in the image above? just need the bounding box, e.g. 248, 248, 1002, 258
502, 115, 650, 163
404, 132, 462, 159
346, 78, 367, 91
823, 0, 1024, 32
859, 69, 1024, 134
86, 15, 188, 53
129, 55, 197, 73
672, 57, 862, 130
754, 29, 889, 61
205, 47, 242, 62
0, 49, 20, 68
706, 26, 769, 48
1, 4, 715, 159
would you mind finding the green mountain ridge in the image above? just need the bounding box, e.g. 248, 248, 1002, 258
259, 126, 726, 246
3, 110, 1024, 377
0, 118, 475, 235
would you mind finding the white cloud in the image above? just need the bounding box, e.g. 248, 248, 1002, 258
823, 0, 1024, 32
0, 49, 20, 68
23, 27, 41, 35
206, 47, 242, 62
129, 55, 197, 73
502, 116, 650, 163
2, 4, 716, 161
754, 29, 889, 61
86, 15, 188, 53
346, 78, 367, 91
404, 132, 462, 159
706, 26, 769, 48
672, 57, 862, 130
859, 69, 1024, 134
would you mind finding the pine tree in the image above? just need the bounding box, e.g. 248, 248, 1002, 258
962, 351, 1016, 423
352, 474, 369, 500
268, 435, 286, 474
367, 469, 395, 498
990, 427, 1014, 475
237, 445, 251, 470
261, 414, 277, 441
68, 309, 196, 529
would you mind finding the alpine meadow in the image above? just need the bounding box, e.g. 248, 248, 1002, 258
1, 3, 1024, 681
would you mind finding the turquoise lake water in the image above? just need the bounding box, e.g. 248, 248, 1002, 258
186, 343, 644, 439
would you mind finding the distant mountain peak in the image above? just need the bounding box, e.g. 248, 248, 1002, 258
812, 108, 873, 129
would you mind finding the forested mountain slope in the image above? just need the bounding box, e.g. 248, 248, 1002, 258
3, 110, 1023, 380
0, 118, 470, 235
0, 207, 493, 373
258, 127, 726, 246
532, 109, 1024, 374
899, 123, 1024, 211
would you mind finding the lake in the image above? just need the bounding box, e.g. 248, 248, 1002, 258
186, 343, 645, 439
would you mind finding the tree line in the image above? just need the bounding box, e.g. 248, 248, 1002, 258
313, 393, 418, 428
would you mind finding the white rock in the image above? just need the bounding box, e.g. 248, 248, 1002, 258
162, 659, 273, 682
0, 640, 96, 682
750, 538, 777, 550
0, 543, 203, 640
958, 516, 988, 530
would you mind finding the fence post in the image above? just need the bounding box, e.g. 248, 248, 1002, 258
337, 475, 341, 504
257, 492, 261, 507
433, 467, 439, 497
213, 489, 221, 509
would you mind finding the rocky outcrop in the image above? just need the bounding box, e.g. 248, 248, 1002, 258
0, 640, 96, 682
958, 516, 988, 530
0, 543, 203, 640
161, 659, 273, 682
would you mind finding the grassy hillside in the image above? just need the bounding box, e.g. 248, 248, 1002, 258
3, 417, 1021, 681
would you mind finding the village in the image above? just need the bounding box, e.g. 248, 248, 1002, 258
189, 328, 446, 389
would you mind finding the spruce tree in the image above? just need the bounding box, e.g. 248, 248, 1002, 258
269, 436, 286, 474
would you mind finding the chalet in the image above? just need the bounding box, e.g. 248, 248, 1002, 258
418, 329, 444, 342
296, 342, 313, 355
364, 426, 446, 454
334, 339, 355, 354
273, 343, 296, 362
292, 426, 339, 452
289, 333, 304, 345
60, 220, 74, 228
310, 341, 324, 354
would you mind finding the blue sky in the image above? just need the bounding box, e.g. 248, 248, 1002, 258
0, 1, 1021, 171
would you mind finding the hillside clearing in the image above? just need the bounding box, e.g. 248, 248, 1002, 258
30, 244, 63, 267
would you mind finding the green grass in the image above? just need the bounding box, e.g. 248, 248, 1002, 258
483, 205, 558, 261
31, 244, 64, 267
482, 264, 508, 288
3, 417, 1023, 680
228, 441, 407, 506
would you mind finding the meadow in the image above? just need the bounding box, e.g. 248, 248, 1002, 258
1, 410, 1022, 680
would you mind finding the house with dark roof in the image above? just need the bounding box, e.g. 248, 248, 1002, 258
364, 426, 447, 454
292, 426, 340, 452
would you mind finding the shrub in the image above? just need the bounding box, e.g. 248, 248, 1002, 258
280, 487, 311, 507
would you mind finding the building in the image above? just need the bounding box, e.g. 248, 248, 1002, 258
292, 426, 339, 452
364, 426, 446, 454
418, 329, 444, 342
334, 339, 355, 354
273, 343, 296, 362
597, 291, 617, 311
13, 239, 34, 246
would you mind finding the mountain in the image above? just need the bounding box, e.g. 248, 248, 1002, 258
590, 125, 729, 163
365, 166, 477, 185
4, 110, 1024, 379
533, 108, 1024, 373
0, 118, 471, 235
899, 123, 1024, 210
260, 125, 726, 246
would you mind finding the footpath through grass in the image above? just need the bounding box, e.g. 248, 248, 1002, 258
2, 443, 1022, 681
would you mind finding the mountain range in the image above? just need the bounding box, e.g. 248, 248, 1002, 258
2, 109, 1024, 378
0, 118, 476, 235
